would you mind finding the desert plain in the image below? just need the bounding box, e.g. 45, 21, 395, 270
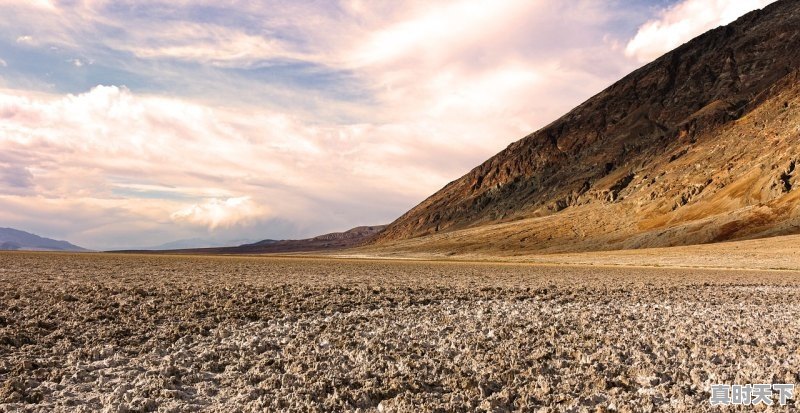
1, 250, 800, 412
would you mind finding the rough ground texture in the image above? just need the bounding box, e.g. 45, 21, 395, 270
3, 252, 800, 412
374, 0, 800, 254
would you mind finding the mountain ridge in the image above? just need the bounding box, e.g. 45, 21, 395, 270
135, 238, 259, 251
0, 227, 88, 252
370, 0, 800, 254
114, 225, 387, 254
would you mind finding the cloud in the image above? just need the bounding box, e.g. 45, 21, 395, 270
0, 1, 336, 69
0, 58, 6, 67
348, 0, 536, 68
0, 163, 33, 193
0, 85, 466, 247
0, 193, 178, 249
625, 0, 778, 63
171, 196, 266, 229
113, 22, 307, 67
0, 0, 693, 249
3, 0, 55, 10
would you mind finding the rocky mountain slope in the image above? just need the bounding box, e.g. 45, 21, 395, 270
371, 0, 800, 254
0, 228, 87, 252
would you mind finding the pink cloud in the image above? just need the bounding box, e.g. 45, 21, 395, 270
0, 85, 471, 245
170, 196, 267, 229
5, 0, 755, 248
0, 1, 643, 248
625, 0, 778, 63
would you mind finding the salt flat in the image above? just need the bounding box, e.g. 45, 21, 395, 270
1, 252, 799, 412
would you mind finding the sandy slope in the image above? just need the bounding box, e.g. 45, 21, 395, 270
352, 231, 800, 271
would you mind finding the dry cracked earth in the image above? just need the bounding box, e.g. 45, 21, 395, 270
1, 252, 800, 412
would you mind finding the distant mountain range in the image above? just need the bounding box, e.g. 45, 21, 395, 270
0, 228, 88, 252
136, 238, 259, 251
117, 225, 387, 254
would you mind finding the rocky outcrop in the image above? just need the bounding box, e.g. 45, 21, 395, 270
310, 226, 388, 242
373, 0, 800, 252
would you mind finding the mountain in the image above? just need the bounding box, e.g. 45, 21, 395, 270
118, 225, 387, 254
0, 228, 88, 252
222, 225, 388, 254
138, 238, 258, 250
371, 0, 800, 255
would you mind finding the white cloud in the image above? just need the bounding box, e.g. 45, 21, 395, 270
115, 23, 308, 67
0, 1, 341, 68
348, 0, 536, 68
625, 0, 777, 63
3, 0, 55, 10
0, 85, 472, 247
0, 58, 6, 67
0, 0, 676, 248
171, 196, 266, 229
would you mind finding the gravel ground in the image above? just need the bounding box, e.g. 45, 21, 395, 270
1, 252, 800, 412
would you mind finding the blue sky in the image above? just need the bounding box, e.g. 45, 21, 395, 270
0, 0, 776, 249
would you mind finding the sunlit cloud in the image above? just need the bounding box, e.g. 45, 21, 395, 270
0, 85, 465, 248
349, 0, 535, 68
115, 23, 306, 68
0, 0, 775, 249
4, 0, 55, 10
171, 196, 267, 229
625, 0, 778, 63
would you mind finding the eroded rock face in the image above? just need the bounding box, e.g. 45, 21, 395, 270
375, 0, 800, 251
3, 253, 800, 412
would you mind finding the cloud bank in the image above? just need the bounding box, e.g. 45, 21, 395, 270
0, 0, 775, 249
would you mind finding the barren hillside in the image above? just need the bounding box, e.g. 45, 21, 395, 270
373, 0, 800, 254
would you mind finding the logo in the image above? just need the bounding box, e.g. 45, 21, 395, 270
709, 384, 794, 406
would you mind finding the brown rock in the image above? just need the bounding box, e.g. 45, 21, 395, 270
372, 0, 800, 254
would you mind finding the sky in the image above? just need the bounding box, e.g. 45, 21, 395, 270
0, 0, 777, 250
